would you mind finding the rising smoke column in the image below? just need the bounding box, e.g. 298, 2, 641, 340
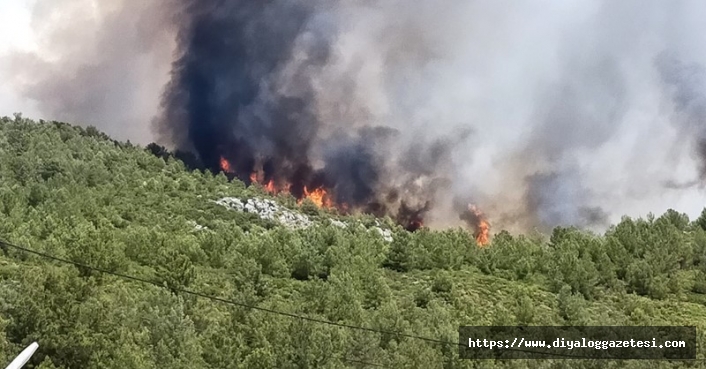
518, 57, 626, 231
470, 0, 706, 232
158, 0, 330, 175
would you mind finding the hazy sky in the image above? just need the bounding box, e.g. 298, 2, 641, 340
0, 0, 39, 118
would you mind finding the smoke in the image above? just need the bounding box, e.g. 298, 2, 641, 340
525, 171, 610, 231
154, 0, 472, 229
157, 0, 331, 172
0, 0, 178, 143
458, 0, 706, 232
514, 48, 627, 231
4, 0, 706, 233
655, 52, 706, 181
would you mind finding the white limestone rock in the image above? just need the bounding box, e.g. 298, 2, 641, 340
215, 197, 392, 241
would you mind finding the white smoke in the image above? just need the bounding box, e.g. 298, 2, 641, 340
0, 0, 177, 143
300, 0, 706, 231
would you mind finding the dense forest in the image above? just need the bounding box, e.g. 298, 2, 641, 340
2, 114, 706, 368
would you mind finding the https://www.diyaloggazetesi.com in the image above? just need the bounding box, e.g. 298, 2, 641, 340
467, 337, 687, 350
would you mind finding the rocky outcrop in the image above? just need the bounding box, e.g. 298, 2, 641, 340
215, 197, 312, 229
214, 196, 394, 242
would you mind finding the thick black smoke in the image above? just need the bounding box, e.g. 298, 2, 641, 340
159, 0, 327, 173
158, 0, 339, 199
155, 0, 447, 228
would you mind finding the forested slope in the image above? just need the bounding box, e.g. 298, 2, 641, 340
2, 115, 706, 368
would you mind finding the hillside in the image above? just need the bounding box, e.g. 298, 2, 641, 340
1, 115, 706, 368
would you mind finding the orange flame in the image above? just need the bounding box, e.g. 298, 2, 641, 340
250, 174, 283, 196
468, 204, 490, 247
243, 166, 292, 197
299, 186, 334, 208
264, 180, 277, 194
220, 157, 233, 173
476, 219, 490, 246
224, 156, 336, 210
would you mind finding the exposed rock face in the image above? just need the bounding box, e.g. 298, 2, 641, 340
214, 197, 394, 242
215, 197, 312, 229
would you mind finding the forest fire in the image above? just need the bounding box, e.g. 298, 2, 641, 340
219, 157, 232, 173
463, 205, 491, 246
263, 180, 277, 194
299, 186, 334, 208
218, 157, 490, 243
158, 0, 497, 245
220, 157, 337, 209
476, 219, 490, 246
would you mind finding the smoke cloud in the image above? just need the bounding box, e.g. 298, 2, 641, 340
1, 0, 177, 143
655, 52, 706, 181
4, 0, 706, 233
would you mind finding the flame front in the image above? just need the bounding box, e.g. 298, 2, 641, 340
224, 160, 335, 209
220, 156, 491, 240
264, 180, 277, 194
252, 176, 286, 196
299, 186, 334, 208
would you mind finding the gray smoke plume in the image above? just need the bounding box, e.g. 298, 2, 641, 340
526, 171, 610, 231
3, 0, 706, 233
515, 51, 626, 231
0, 0, 178, 143
655, 52, 706, 180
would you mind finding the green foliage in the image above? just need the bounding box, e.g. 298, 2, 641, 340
696, 208, 706, 231
299, 198, 321, 217
1, 117, 706, 368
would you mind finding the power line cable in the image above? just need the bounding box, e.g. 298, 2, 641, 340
341, 357, 389, 368
0, 238, 620, 360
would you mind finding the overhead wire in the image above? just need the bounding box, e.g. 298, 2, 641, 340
0, 238, 630, 361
